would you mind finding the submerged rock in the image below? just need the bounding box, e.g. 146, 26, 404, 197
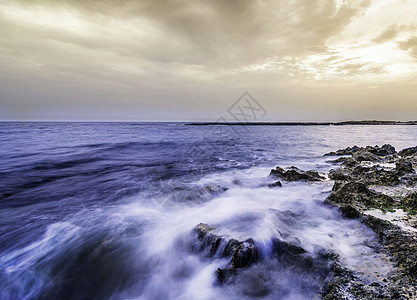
270, 166, 325, 182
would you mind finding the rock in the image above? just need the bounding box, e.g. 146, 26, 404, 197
329, 169, 351, 181
270, 166, 325, 182
395, 159, 415, 176
324, 144, 396, 157
351, 165, 400, 186
352, 149, 382, 162
367, 144, 396, 156
192, 223, 323, 286
200, 185, 228, 194
170, 185, 228, 203
329, 165, 400, 186
400, 192, 417, 212
326, 181, 394, 209
399, 146, 417, 157
339, 205, 361, 219
324, 146, 361, 156
231, 238, 259, 269
194, 223, 223, 256
267, 181, 282, 188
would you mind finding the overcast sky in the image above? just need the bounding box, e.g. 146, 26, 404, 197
1, 0, 417, 121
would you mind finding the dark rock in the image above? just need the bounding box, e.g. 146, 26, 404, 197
399, 146, 417, 157
352, 149, 382, 162
339, 205, 361, 219
272, 237, 306, 255
324, 145, 361, 156
194, 223, 223, 256
231, 238, 259, 269
400, 192, 417, 212
270, 166, 325, 182
324, 144, 396, 157
329, 169, 351, 181
267, 181, 282, 188
326, 182, 394, 209
351, 165, 400, 186
395, 159, 415, 176
367, 144, 396, 156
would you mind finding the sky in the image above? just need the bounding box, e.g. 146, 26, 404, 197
0, 0, 417, 121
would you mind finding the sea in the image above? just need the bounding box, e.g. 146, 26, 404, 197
0, 122, 416, 300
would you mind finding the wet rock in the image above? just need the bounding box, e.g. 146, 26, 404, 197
324, 144, 396, 157
367, 144, 396, 156
231, 238, 259, 269
326, 181, 394, 209
395, 159, 415, 176
339, 205, 361, 219
267, 181, 282, 188
400, 192, 417, 213
171, 184, 228, 203
402, 174, 417, 186
194, 223, 224, 256
200, 185, 228, 194
352, 149, 382, 162
324, 145, 417, 298
399, 146, 417, 157
329, 165, 400, 186
328, 168, 351, 181
270, 166, 325, 182
324, 145, 361, 156
351, 165, 400, 186
192, 223, 324, 286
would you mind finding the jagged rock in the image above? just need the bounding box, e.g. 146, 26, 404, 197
395, 159, 415, 176
351, 165, 400, 186
399, 146, 417, 157
267, 181, 282, 188
324, 145, 417, 298
192, 223, 322, 286
328, 169, 352, 181
324, 146, 361, 156
367, 144, 396, 156
270, 166, 325, 182
352, 149, 382, 162
400, 192, 417, 212
339, 205, 361, 219
231, 238, 259, 269
324, 144, 396, 157
326, 181, 394, 209
329, 165, 400, 186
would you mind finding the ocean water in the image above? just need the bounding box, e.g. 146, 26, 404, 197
0, 122, 416, 300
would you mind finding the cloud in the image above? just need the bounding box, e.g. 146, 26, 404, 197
1, 0, 417, 121
397, 36, 417, 59
372, 25, 399, 43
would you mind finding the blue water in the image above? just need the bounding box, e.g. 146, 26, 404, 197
0, 122, 416, 299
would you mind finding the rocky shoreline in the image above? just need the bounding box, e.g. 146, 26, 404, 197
188, 144, 417, 299
323, 144, 417, 299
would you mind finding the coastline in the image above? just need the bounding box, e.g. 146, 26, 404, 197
186, 121, 417, 126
